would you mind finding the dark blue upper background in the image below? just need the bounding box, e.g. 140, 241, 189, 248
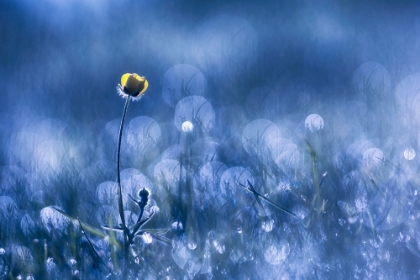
2, 0, 420, 122
2, 1, 420, 279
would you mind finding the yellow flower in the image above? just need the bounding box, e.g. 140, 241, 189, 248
118, 73, 148, 98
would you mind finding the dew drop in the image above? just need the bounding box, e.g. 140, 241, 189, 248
171, 221, 183, 231
188, 242, 197, 250
142, 232, 153, 244
305, 114, 324, 132
404, 147, 416, 161
182, 121, 194, 132
262, 219, 275, 232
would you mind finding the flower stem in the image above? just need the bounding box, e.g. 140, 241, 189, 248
117, 96, 130, 263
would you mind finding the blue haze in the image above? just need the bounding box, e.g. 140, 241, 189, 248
1, 0, 420, 279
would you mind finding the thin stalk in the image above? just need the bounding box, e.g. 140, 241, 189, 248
239, 180, 297, 218
77, 217, 110, 273
136, 207, 145, 225
117, 96, 130, 263
305, 140, 321, 210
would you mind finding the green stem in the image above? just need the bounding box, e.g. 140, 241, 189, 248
117, 96, 130, 264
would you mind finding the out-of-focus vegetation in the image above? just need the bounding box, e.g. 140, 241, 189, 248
1, 0, 420, 279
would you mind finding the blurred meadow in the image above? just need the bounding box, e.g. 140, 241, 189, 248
2, 0, 420, 279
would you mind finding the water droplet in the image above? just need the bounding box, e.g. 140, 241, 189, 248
69, 258, 77, 266
142, 232, 153, 244
171, 221, 183, 231
188, 242, 197, 250
261, 219, 275, 232
182, 121, 194, 132
404, 147, 416, 160
305, 114, 324, 132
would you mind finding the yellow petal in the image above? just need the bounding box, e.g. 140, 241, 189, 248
139, 79, 148, 95
121, 73, 130, 87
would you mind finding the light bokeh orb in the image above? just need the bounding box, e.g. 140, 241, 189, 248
395, 73, 420, 125
305, 114, 324, 132
362, 147, 384, 168
182, 121, 194, 132
352, 61, 391, 96
174, 96, 215, 132
404, 147, 416, 161
242, 119, 281, 161
162, 64, 206, 107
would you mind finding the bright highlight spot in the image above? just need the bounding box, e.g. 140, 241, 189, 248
142, 232, 153, 244
305, 114, 324, 132
404, 147, 416, 161
182, 121, 194, 132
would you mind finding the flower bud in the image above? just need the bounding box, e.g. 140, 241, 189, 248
120, 73, 148, 97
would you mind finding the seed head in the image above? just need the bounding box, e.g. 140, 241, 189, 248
139, 188, 149, 205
